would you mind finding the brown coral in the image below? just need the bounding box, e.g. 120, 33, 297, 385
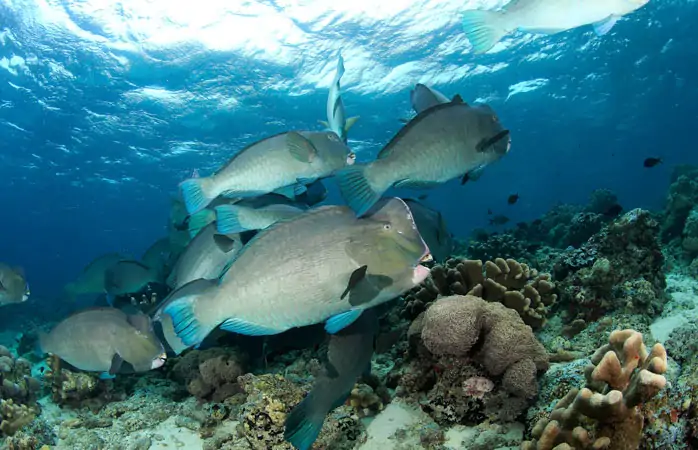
171, 347, 246, 402
421, 295, 549, 399
522, 329, 668, 450
404, 257, 557, 329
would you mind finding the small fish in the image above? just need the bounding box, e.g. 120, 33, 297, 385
508, 194, 519, 205
489, 215, 510, 226
337, 98, 510, 217
462, 0, 650, 54
603, 203, 623, 218
319, 52, 359, 144
104, 260, 159, 298
179, 131, 354, 214
0, 263, 29, 306
38, 308, 166, 377
285, 309, 379, 450
162, 198, 432, 347
644, 157, 662, 168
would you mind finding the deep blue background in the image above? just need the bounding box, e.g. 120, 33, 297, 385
0, 1, 696, 305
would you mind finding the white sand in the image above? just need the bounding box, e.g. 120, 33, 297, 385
651, 273, 698, 342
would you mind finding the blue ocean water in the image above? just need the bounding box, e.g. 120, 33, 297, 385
0, 0, 695, 304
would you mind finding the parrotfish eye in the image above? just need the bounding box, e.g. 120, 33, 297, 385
383, 223, 392, 231
328, 133, 340, 142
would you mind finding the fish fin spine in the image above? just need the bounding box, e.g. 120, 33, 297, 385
180, 178, 215, 214
284, 395, 326, 450
215, 205, 247, 234
592, 15, 619, 36
336, 165, 384, 217
461, 10, 508, 54
325, 309, 363, 334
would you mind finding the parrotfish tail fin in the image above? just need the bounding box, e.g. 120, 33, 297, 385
162, 282, 218, 347
215, 205, 247, 234
336, 165, 383, 217
188, 210, 215, 238
180, 178, 214, 214
284, 393, 328, 450
461, 10, 507, 54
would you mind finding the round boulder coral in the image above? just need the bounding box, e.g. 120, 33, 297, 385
421, 296, 482, 356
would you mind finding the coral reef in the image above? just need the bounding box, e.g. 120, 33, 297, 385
554, 209, 668, 322
522, 329, 668, 450
170, 347, 247, 403
0, 345, 41, 437
395, 295, 549, 426
43, 356, 121, 411
403, 257, 557, 329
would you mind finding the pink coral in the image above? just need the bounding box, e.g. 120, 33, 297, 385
462, 377, 494, 399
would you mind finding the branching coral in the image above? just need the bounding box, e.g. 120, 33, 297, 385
403, 257, 557, 329
522, 329, 668, 450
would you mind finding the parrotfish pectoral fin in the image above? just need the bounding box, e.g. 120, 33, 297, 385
213, 234, 237, 253
325, 310, 363, 334
180, 179, 213, 214
593, 15, 619, 36
215, 205, 247, 234
106, 294, 115, 306
394, 179, 442, 189
284, 394, 326, 450
99, 372, 116, 380
336, 165, 382, 217
296, 176, 316, 186
287, 132, 318, 163
341, 265, 368, 300
219, 318, 286, 336
345, 116, 360, 133
109, 354, 123, 375
461, 10, 507, 54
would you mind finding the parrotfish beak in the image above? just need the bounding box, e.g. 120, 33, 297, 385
347, 152, 356, 165
412, 264, 431, 284
151, 353, 167, 369
420, 253, 433, 263
22, 285, 30, 302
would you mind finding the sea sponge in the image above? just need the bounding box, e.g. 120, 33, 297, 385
522, 329, 668, 450
421, 295, 548, 399
171, 347, 246, 402
403, 257, 557, 329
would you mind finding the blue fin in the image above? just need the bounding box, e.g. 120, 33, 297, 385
106, 294, 115, 306
163, 293, 212, 347
593, 15, 619, 36
180, 179, 212, 214
461, 10, 507, 54
274, 184, 307, 199
296, 176, 316, 185
284, 397, 325, 450
215, 205, 246, 234
188, 210, 215, 238
325, 310, 362, 334
336, 165, 381, 217
99, 372, 116, 380
219, 318, 286, 336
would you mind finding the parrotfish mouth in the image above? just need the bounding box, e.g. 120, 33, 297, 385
420, 253, 433, 263
151, 353, 167, 369
347, 152, 356, 165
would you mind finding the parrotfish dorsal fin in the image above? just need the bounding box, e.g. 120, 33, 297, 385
451, 94, 465, 104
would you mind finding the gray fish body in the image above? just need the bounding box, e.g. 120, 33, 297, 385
104, 260, 158, 296
410, 83, 450, 114
369, 102, 509, 190
0, 263, 29, 306
65, 253, 125, 298
284, 310, 379, 449
40, 308, 165, 373
163, 198, 431, 347
403, 199, 454, 262
141, 238, 171, 281
167, 223, 242, 289
180, 131, 353, 214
